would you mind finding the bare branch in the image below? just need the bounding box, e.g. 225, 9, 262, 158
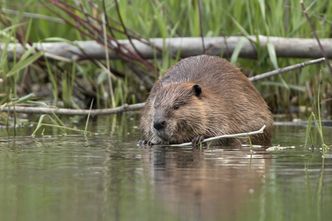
170, 125, 266, 147
113, 0, 144, 59
249, 57, 326, 81
0, 103, 145, 116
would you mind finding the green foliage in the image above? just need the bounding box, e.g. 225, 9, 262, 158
0, 0, 331, 138
304, 79, 330, 152
0, 0, 331, 103
31, 114, 92, 137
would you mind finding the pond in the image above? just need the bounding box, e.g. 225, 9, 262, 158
0, 114, 332, 221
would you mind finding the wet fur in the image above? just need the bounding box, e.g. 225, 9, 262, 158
140, 55, 273, 146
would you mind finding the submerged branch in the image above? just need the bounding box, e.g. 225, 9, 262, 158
3, 36, 332, 61
170, 125, 266, 147
274, 120, 332, 127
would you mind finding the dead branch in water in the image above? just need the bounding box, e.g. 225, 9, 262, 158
3, 36, 332, 61
274, 120, 332, 127
170, 125, 266, 147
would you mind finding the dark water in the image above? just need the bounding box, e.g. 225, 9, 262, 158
0, 115, 332, 221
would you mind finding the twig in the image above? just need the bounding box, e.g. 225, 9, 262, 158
249, 57, 325, 81
48, 0, 158, 84
300, 0, 332, 76
47, 1, 137, 63
112, 0, 156, 72
77, 0, 162, 54
170, 125, 266, 147
101, 11, 115, 107
0, 103, 145, 116
197, 0, 206, 54
113, 0, 144, 59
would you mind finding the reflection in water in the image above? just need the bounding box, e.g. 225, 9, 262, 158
0, 116, 332, 221
148, 147, 270, 221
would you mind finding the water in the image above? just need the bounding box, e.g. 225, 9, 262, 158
0, 115, 332, 221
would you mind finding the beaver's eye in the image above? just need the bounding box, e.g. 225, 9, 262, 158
173, 105, 180, 110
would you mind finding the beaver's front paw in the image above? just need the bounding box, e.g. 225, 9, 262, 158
191, 135, 205, 148
137, 140, 153, 147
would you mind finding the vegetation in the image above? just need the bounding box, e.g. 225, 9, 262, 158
0, 0, 331, 136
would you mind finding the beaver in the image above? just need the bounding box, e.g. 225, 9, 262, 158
140, 55, 273, 146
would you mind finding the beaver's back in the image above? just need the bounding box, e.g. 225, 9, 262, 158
160, 55, 267, 108
161, 55, 239, 87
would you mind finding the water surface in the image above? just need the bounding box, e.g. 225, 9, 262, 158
0, 115, 332, 221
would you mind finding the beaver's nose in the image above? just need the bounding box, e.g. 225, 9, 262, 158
153, 120, 166, 130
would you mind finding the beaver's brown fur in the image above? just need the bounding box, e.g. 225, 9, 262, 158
140, 55, 273, 146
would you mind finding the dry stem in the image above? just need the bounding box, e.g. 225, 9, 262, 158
170, 125, 266, 147
249, 57, 325, 81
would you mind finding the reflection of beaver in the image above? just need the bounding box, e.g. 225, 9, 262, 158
149, 147, 270, 220
140, 55, 273, 146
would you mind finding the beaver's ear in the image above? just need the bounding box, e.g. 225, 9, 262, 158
192, 84, 202, 97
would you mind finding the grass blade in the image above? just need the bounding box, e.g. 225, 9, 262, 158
6, 51, 44, 77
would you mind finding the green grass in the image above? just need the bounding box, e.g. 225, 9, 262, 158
0, 0, 331, 139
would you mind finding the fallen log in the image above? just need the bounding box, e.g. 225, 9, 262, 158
2, 36, 332, 61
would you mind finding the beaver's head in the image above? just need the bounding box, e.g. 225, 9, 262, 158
150, 82, 208, 144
